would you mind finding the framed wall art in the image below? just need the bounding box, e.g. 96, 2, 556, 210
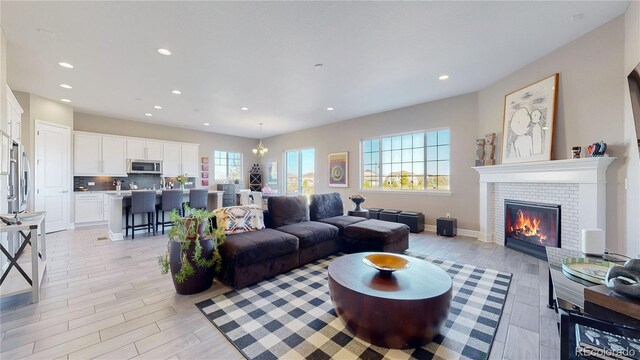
267, 161, 278, 185
328, 152, 348, 187
501, 73, 558, 164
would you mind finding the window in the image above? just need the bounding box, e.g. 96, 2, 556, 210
214, 151, 242, 180
361, 129, 450, 192
285, 148, 315, 196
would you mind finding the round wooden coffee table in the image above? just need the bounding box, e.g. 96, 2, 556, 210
328, 252, 452, 349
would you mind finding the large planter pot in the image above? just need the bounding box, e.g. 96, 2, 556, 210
169, 238, 215, 295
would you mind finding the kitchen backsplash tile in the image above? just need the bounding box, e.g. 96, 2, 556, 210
74, 175, 196, 191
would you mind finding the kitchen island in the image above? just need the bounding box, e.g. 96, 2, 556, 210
106, 189, 224, 241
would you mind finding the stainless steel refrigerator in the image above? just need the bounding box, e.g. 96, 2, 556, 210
8, 142, 30, 213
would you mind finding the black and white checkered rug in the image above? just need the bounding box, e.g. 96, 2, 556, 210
196, 252, 511, 360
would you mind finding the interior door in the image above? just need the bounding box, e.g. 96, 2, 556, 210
36, 121, 71, 233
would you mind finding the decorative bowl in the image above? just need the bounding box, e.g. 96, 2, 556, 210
362, 253, 410, 276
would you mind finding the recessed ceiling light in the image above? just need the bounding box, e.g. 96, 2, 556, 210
194, 109, 200, 112
157, 48, 172, 56
314, 64, 323, 69
58, 62, 74, 69
154, 105, 162, 109
171, 90, 181, 95
60, 84, 72, 89
326, 107, 334, 111
438, 75, 449, 80
145, 113, 153, 117
60, 98, 71, 103
203, 123, 210, 126
241, 107, 249, 111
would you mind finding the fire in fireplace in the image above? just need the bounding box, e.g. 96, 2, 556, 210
504, 200, 560, 260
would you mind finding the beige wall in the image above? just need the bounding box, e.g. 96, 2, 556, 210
478, 17, 627, 252
73, 112, 258, 188
624, 1, 640, 258
262, 93, 480, 231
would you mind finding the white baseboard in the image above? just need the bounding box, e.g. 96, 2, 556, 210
424, 225, 482, 240
108, 229, 123, 241
73, 221, 107, 229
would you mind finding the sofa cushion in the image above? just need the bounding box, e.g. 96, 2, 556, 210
317, 215, 367, 235
213, 205, 265, 235
220, 228, 299, 267
268, 195, 309, 228
276, 221, 339, 249
309, 193, 344, 220
343, 219, 410, 244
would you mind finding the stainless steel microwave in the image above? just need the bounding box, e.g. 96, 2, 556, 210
127, 159, 162, 174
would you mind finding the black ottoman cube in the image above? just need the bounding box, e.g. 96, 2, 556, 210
379, 209, 401, 222
367, 208, 383, 220
398, 211, 425, 233
343, 219, 409, 253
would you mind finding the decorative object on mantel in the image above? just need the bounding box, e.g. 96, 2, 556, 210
571, 146, 582, 159
562, 257, 615, 285
484, 133, 496, 166
328, 152, 348, 187
158, 207, 225, 295
475, 138, 485, 166
252, 122, 268, 156
349, 194, 366, 211
606, 259, 640, 300
501, 73, 558, 164
587, 141, 608, 157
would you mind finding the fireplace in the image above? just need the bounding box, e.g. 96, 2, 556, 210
504, 200, 560, 260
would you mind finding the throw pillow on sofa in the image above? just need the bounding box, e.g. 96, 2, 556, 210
213, 205, 265, 235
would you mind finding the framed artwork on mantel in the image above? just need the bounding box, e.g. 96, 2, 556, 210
328, 152, 348, 187
501, 73, 558, 164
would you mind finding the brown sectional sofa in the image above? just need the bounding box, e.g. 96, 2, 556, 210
218, 193, 409, 289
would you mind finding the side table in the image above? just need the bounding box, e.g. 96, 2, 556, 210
347, 209, 369, 219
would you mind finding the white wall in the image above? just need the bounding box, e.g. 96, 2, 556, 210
624, 1, 640, 258
478, 16, 627, 253
262, 93, 480, 231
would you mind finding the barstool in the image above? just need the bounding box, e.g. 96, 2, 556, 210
156, 189, 184, 235
185, 189, 209, 214
125, 191, 156, 239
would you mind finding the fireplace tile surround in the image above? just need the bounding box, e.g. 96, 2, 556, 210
474, 157, 616, 252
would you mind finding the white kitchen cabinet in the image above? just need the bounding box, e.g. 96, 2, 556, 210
127, 139, 164, 161
74, 193, 105, 224
74, 133, 127, 176
163, 142, 182, 177
126, 139, 147, 160
181, 144, 199, 177
146, 141, 164, 161
74, 133, 102, 175
102, 136, 127, 175
6, 86, 23, 144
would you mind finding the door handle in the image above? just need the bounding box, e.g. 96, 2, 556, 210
61, 190, 69, 194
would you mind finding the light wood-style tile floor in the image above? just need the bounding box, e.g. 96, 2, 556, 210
1, 226, 560, 359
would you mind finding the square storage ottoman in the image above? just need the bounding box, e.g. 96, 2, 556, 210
343, 219, 409, 253
379, 209, 401, 222
398, 211, 425, 233
367, 208, 383, 220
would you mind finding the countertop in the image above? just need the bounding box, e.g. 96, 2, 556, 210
75, 189, 224, 196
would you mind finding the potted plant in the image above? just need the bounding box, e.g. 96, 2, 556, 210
158, 206, 225, 295
176, 174, 189, 190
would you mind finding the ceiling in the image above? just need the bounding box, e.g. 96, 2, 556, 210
1, 1, 630, 139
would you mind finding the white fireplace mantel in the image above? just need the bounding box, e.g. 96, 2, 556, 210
473, 157, 616, 243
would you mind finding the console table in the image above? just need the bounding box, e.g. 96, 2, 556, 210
0, 212, 47, 303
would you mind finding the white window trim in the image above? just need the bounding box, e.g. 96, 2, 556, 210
284, 147, 315, 195
359, 127, 451, 194
213, 150, 243, 181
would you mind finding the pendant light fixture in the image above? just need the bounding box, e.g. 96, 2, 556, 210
252, 122, 268, 156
